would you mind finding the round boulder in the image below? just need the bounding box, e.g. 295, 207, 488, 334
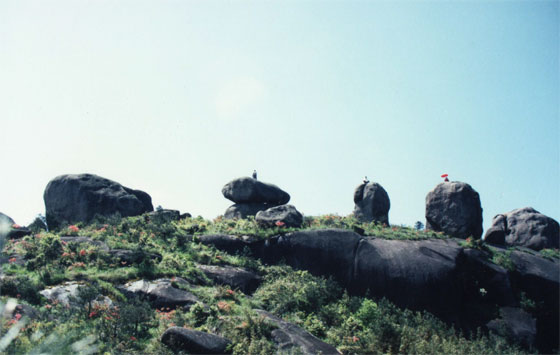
484, 207, 559, 250
44, 174, 153, 228
222, 177, 290, 205
353, 182, 390, 224
425, 181, 483, 239
256, 204, 303, 228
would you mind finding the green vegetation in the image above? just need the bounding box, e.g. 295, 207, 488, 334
0, 214, 526, 354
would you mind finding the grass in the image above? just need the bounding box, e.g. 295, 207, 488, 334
0, 213, 528, 354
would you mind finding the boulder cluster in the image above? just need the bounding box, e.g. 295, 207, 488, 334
221, 177, 303, 227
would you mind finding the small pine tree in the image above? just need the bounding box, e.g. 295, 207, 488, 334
414, 221, 424, 231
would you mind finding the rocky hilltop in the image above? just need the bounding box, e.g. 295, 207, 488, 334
0, 173, 558, 354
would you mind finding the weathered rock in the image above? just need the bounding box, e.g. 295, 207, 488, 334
224, 203, 272, 219
353, 182, 390, 224
272, 229, 362, 286
108, 249, 162, 264
255, 309, 340, 354
508, 250, 560, 352
179, 212, 192, 220
425, 181, 483, 239
0, 212, 15, 227
222, 177, 290, 205
256, 204, 303, 228
161, 327, 231, 354
487, 307, 537, 349
44, 174, 153, 228
119, 278, 198, 310
198, 264, 261, 294
147, 209, 180, 223
461, 249, 516, 307
60, 236, 110, 251
352, 238, 464, 320
484, 208, 559, 250
39, 282, 113, 308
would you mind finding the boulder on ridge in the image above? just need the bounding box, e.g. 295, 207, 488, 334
425, 181, 483, 239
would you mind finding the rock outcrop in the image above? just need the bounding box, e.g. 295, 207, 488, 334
255, 309, 340, 354
425, 181, 483, 239
353, 182, 390, 225
119, 278, 198, 310
198, 264, 261, 294
161, 327, 232, 354
256, 204, 303, 228
44, 174, 153, 228
39, 282, 113, 308
484, 207, 559, 250
199, 228, 559, 351
222, 177, 290, 219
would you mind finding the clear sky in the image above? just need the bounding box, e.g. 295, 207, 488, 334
1, 0, 558, 232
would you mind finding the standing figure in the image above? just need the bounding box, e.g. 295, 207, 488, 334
252, 170, 257, 179
363, 176, 369, 184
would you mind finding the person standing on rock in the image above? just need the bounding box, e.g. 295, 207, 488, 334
252, 170, 257, 179
363, 176, 369, 184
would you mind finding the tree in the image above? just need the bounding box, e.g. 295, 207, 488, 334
414, 221, 424, 231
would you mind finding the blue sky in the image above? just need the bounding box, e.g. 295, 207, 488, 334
1, 0, 558, 232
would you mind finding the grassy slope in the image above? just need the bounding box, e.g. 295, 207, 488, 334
1, 214, 552, 354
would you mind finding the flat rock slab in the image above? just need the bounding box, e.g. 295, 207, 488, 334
119, 278, 199, 310
198, 264, 261, 294
161, 327, 231, 354
255, 309, 340, 354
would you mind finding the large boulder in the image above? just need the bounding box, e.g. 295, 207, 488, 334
222, 177, 290, 205
224, 203, 272, 219
353, 182, 390, 224
119, 278, 198, 310
256, 204, 303, 228
161, 327, 231, 354
198, 264, 261, 294
352, 238, 464, 321
484, 207, 559, 250
425, 181, 483, 239
44, 174, 153, 228
254, 309, 340, 354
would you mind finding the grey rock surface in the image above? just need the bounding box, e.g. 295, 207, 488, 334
119, 278, 198, 310
353, 182, 390, 225
224, 203, 272, 219
222, 177, 290, 205
256, 204, 303, 228
44, 173, 153, 228
425, 181, 483, 239
198, 264, 261, 294
255, 309, 340, 354
161, 327, 231, 354
484, 207, 559, 250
